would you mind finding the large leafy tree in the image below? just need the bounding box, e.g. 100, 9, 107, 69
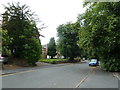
1, 2, 42, 65
47, 37, 56, 59
57, 22, 80, 60
0, 28, 13, 56
78, 2, 120, 71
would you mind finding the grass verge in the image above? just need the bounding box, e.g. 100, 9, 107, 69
39, 59, 67, 64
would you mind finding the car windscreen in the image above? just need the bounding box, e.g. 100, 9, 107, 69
91, 59, 97, 62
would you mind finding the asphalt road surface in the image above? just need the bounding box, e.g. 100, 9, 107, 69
2, 62, 119, 88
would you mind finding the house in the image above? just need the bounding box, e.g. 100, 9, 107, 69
42, 45, 47, 59
54, 52, 64, 59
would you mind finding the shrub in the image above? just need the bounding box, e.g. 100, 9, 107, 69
100, 58, 120, 71
51, 60, 56, 64
22, 38, 42, 65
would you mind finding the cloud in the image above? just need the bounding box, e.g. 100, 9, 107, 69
0, 0, 85, 45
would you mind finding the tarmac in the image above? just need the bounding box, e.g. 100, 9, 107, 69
1, 62, 52, 75
1, 61, 120, 81
1, 62, 74, 75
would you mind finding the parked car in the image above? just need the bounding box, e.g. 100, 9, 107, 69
0, 54, 8, 64
89, 59, 99, 66
0, 54, 4, 62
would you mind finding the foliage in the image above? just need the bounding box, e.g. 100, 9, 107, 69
21, 38, 42, 65
47, 37, 56, 58
57, 22, 80, 60
39, 59, 67, 63
0, 28, 13, 56
51, 60, 56, 64
77, 2, 120, 71
1, 2, 42, 65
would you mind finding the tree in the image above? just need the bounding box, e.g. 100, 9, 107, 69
0, 28, 13, 56
21, 38, 42, 65
77, 2, 120, 71
47, 37, 56, 59
57, 22, 80, 60
1, 2, 42, 65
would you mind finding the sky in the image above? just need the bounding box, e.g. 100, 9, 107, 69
0, 0, 85, 45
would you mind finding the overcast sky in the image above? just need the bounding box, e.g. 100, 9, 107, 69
0, 0, 85, 45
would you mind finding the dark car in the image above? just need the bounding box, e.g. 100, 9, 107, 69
89, 59, 99, 66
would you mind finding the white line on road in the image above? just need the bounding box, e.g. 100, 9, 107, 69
75, 68, 94, 88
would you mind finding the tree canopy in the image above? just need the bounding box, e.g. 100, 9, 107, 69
57, 22, 80, 60
47, 37, 56, 59
77, 2, 120, 71
0, 28, 13, 56
1, 2, 42, 65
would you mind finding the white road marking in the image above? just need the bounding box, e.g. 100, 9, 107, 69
75, 68, 94, 88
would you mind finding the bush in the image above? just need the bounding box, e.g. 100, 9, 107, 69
74, 57, 82, 62
100, 58, 120, 71
51, 60, 56, 64
21, 38, 42, 65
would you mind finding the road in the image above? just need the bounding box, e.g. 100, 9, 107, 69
2, 62, 119, 88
